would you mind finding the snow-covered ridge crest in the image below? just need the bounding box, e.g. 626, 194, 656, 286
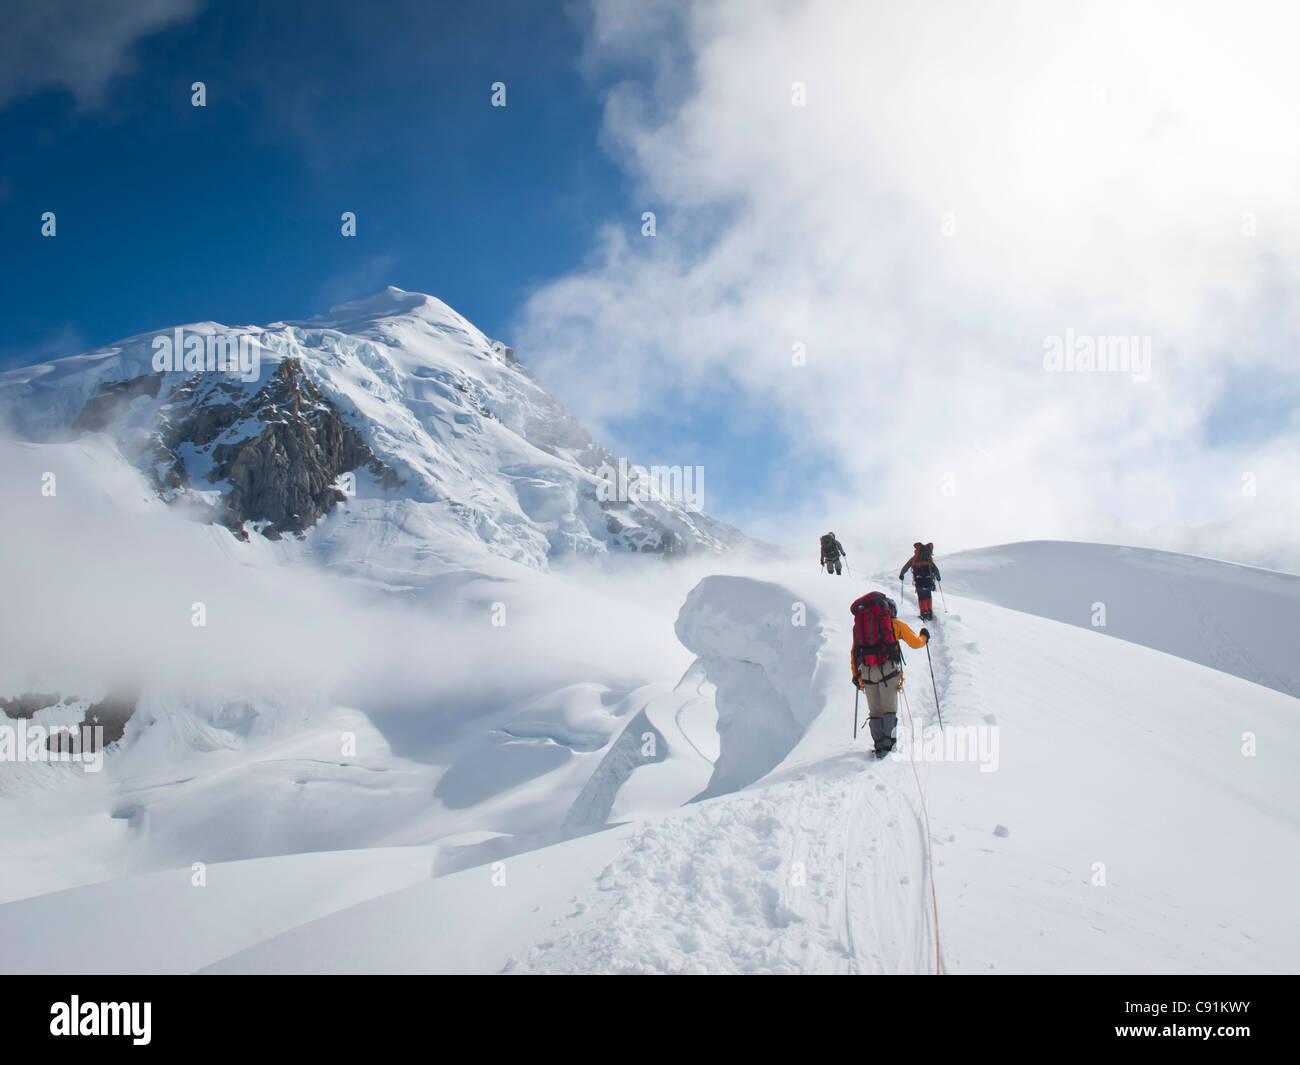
0, 288, 747, 573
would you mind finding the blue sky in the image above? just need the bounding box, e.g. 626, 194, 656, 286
0, 0, 830, 527
2, 1, 1296, 561
0, 0, 622, 364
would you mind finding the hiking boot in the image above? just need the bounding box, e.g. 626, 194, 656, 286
868, 713, 898, 757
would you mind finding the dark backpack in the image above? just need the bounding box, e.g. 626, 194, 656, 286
851, 592, 901, 669
912, 542, 936, 579
820, 533, 837, 554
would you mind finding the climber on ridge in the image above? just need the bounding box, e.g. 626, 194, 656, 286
850, 590, 929, 758
819, 531, 846, 575
899, 541, 941, 621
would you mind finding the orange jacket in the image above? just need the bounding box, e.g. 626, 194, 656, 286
851, 618, 928, 687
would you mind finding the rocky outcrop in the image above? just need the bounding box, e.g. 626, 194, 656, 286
74, 688, 139, 748
0, 689, 137, 754
205, 360, 399, 539
71, 374, 162, 433
0, 693, 61, 719
74, 359, 401, 541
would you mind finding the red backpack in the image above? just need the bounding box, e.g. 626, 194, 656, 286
851, 592, 901, 668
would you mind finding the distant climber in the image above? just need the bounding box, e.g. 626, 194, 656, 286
900, 541, 941, 621
851, 591, 929, 758
819, 532, 846, 575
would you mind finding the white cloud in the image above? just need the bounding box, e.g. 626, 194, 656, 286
0, 0, 202, 111
518, 0, 1300, 567
0, 436, 696, 718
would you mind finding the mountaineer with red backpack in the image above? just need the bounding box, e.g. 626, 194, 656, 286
899, 541, 942, 621
850, 591, 930, 758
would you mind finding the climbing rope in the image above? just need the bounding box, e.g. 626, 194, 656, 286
899, 685, 943, 975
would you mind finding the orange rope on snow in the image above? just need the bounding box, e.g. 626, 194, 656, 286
899, 684, 943, 975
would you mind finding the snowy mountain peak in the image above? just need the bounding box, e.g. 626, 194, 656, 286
0, 291, 747, 576
311, 286, 466, 333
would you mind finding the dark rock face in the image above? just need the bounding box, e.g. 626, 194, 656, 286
71, 374, 162, 433
75, 688, 139, 748
0, 689, 137, 756
74, 359, 401, 541
0, 693, 61, 719
205, 360, 400, 539
601, 501, 682, 555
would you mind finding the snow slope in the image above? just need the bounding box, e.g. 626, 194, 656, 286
200, 828, 637, 975
511, 577, 1300, 974
0, 847, 435, 975
6, 555, 1293, 975
939, 541, 1300, 697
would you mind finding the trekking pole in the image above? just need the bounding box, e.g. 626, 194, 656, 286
853, 685, 860, 740
938, 581, 948, 613
925, 641, 944, 729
